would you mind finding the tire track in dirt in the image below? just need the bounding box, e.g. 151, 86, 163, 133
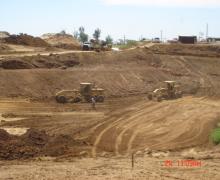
115, 97, 206, 154
180, 56, 216, 93
91, 102, 161, 157
126, 109, 178, 155
174, 56, 193, 75
92, 97, 202, 156
127, 98, 220, 152
133, 112, 202, 151
123, 98, 197, 154
91, 116, 124, 157
92, 97, 220, 156
114, 106, 162, 155
115, 103, 176, 155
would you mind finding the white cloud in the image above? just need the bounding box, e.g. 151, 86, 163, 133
100, 0, 220, 7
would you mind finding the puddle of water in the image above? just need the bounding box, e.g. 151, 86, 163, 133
1, 127, 29, 136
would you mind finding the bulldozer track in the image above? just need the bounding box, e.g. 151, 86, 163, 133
180, 56, 216, 92
115, 98, 198, 155
91, 102, 161, 157
115, 103, 176, 155
92, 97, 220, 156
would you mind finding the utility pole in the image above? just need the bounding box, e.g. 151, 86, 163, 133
124, 35, 126, 44
206, 23, 209, 40
160, 30, 163, 43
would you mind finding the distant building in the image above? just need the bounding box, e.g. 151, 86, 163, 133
167, 38, 178, 44
207, 37, 220, 43
178, 36, 197, 44
152, 37, 161, 43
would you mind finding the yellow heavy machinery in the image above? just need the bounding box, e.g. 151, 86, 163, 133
148, 81, 182, 102
55, 83, 105, 103
82, 39, 112, 52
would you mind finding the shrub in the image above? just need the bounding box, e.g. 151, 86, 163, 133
211, 128, 220, 144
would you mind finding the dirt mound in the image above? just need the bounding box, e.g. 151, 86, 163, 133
0, 47, 220, 99
150, 44, 220, 57
0, 129, 48, 160
42, 33, 80, 50
0, 56, 80, 69
0, 129, 12, 141
0, 31, 10, 39
0, 44, 12, 52
0, 128, 86, 160
4, 34, 50, 47
44, 134, 84, 157
21, 129, 49, 146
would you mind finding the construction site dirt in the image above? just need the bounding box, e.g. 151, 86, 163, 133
1, 44, 220, 179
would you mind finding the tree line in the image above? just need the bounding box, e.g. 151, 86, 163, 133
73, 26, 113, 44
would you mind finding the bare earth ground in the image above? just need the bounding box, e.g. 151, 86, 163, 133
1, 156, 220, 180
0, 43, 86, 59
1, 44, 220, 179
1, 96, 220, 179
91, 97, 220, 156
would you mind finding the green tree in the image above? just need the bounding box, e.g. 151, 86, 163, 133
79, 26, 88, 43
79, 26, 85, 33
73, 30, 79, 39
105, 35, 113, 44
93, 28, 101, 41
60, 30, 66, 35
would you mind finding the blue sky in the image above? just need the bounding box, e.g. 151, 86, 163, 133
0, 0, 220, 40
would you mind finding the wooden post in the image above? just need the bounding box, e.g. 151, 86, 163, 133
132, 153, 134, 169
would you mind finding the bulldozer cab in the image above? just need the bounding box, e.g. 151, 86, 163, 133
80, 83, 92, 96
164, 81, 176, 91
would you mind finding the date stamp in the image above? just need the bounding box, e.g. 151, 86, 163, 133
163, 160, 202, 168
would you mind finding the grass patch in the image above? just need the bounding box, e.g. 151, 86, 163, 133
211, 128, 220, 144
114, 40, 138, 50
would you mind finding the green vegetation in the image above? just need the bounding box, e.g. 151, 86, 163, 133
114, 40, 138, 50
78, 26, 88, 43
105, 35, 113, 44
211, 128, 220, 144
93, 28, 101, 41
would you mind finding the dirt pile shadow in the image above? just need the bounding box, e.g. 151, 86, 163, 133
1, 59, 34, 69
0, 129, 87, 160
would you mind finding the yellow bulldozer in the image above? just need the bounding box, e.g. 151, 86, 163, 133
148, 81, 182, 102
55, 83, 105, 103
